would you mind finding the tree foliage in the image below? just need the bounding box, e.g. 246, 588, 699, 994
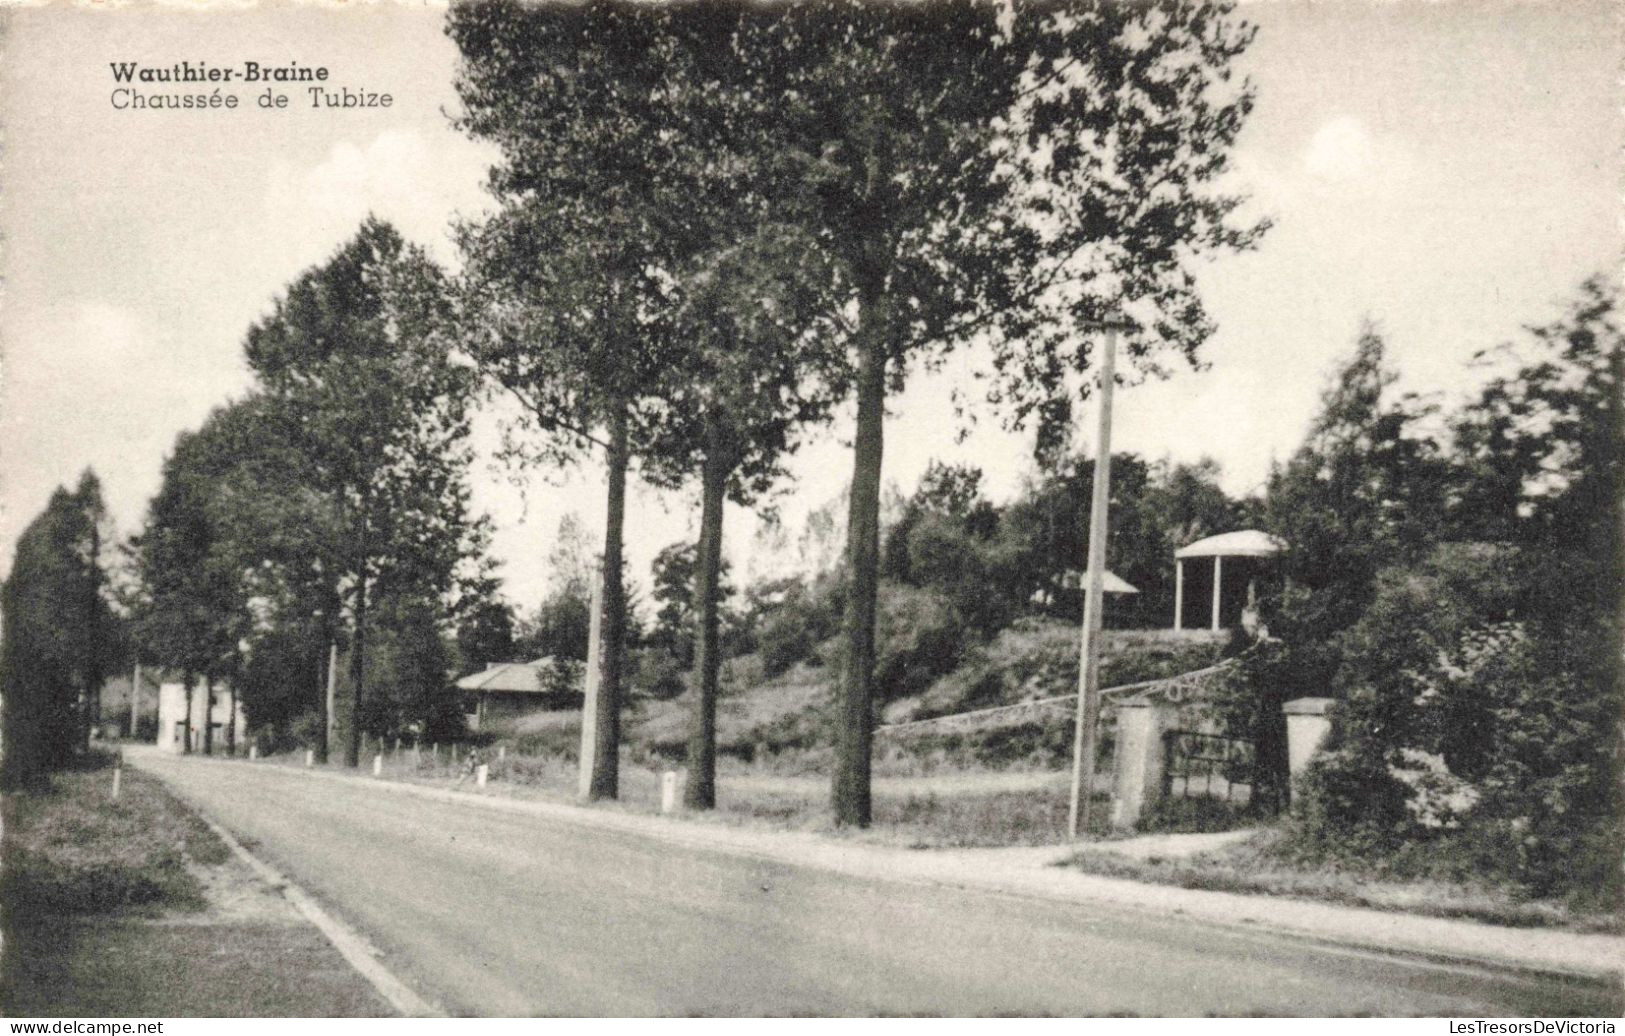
243, 218, 486, 765
1, 472, 114, 787
1243, 281, 1622, 902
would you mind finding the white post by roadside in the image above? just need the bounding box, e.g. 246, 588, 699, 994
660, 771, 678, 814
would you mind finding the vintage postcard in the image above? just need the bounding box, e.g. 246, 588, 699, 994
1, 0, 1619, 1021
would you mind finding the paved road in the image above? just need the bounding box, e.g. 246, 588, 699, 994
133, 751, 1618, 1017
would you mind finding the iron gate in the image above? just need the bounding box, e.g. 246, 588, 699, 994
1161, 728, 1255, 804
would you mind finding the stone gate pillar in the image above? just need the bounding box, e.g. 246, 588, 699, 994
1111, 699, 1178, 830
1283, 697, 1335, 781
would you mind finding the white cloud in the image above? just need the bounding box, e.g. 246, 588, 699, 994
1303, 116, 1379, 181
263, 128, 495, 267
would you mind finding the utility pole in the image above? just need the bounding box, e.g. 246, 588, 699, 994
1068, 322, 1123, 841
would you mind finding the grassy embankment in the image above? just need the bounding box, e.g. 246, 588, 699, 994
1, 752, 387, 1017
284, 625, 1224, 847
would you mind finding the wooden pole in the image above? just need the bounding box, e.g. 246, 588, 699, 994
1068, 324, 1119, 842
1211, 555, 1223, 631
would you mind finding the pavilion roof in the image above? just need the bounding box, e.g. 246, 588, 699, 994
1174, 529, 1286, 560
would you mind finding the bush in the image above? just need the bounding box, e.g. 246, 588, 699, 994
288, 710, 324, 751
635, 651, 688, 701
752, 576, 841, 679
1286, 746, 1417, 858
758, 614, 818, 679
873, 585, 967, 703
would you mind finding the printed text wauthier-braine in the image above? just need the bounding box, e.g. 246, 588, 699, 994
107, 61, 392, 111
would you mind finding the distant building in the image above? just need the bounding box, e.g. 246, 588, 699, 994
456, 657, 585, 732
99, 668, 162, 738
156, 679, 247, 754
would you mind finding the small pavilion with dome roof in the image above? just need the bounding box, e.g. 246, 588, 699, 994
1173, 530, 1286, 631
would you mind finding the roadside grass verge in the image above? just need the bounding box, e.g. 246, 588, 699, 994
2, 749, 389, 1017
2, 918, 389, 1017
2, 754, 223, 917
306, 745, 1118, 847
1063, 826, 1623, 933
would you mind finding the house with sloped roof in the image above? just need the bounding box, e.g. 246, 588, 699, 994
456, 656, 585, 731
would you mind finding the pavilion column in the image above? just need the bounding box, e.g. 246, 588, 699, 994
1210, 555, 1223, 631
1173, 559, 1184, 631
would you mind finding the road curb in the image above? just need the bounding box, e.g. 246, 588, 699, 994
143, 749, 1625, 991
191, 805, 443, 1018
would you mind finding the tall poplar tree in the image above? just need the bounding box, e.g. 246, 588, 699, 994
245, 219, 483, 766
730, 0, 1267, 824
449, 0, 747, 799
644, 231, 843, 809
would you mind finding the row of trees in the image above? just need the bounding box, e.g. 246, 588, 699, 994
124, 221, 493, 765
444, 0, 1265, 823
5, 0, 1269, 821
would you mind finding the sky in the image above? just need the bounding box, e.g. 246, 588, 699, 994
1, 0, 1618, 610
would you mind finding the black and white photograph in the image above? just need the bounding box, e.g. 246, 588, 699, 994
0, 0, 1620, 1020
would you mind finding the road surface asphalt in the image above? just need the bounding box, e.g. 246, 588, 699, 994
132, 750, 1619, 1017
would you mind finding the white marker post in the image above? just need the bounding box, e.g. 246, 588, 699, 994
660, 771, 678, 815
476, 764, 489, 789
111, 755, 122, 800
304, 749, 315, 768
249, 744, 258, 761
372, 754, 382, 777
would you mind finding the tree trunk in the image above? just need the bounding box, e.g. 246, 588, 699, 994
181, 676, 194, 755
316, 646, 330, 765
834, 289, 887, 828
202, 677, 214, 755
346, 560, 367, 768
226, 681, 236, 755
684, 438, 730, 810
587, 401, 630, 800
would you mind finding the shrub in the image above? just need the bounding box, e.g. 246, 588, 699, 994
873, 585, 967, 703
288, 710, 324, 751
633, 651, 687, 701
1285, 746, 1417, 858
758, 614, 818, 679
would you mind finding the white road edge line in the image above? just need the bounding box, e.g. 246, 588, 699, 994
194, 811, 442, 1018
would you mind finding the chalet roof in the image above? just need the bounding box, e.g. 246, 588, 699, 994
454, 657, 566, 694
1060, 568, 1140, 594
1175, 529, 1286, 560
